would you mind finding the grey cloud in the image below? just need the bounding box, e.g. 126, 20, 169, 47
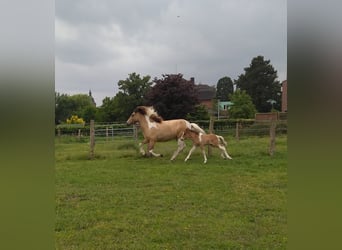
55, 0, 286, 105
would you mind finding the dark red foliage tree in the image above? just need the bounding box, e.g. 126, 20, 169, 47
144, 74, 199, 119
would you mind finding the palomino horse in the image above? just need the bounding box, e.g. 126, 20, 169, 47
126, 106, 205, 160
182, 128, 233, 163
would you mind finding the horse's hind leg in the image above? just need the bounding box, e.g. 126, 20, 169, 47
170, 138, 186, 161
218, 145, 232, 159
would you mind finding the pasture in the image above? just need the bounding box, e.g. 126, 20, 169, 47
55, 135, 287, 249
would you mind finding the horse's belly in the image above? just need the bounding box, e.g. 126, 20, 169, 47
156, 133, 176, 141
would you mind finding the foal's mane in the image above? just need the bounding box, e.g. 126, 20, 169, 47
134, 106, 163, 123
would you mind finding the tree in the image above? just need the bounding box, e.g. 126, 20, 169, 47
81, 105, 98, 122
186, 104, 210, 120
55, 92, 95, 124
98, 73, 152, 122
228, 90, 257, 119
235, 55, 281, 112
216, 76, 234, 101
144, 74, 199, 119
118, 72, 151, 98
55, 92, 76, 124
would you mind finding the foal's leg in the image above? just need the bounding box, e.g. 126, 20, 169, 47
218, 145, 232, 159
170, 138, 186, 161
184, 145, 197, 162
200, 145, 208, 164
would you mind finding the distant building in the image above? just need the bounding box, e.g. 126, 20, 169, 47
190, 77, 216, 110
218, 101, 234, 111
281, 80, 287, 112
89, 90, 96, 107
216, 101, 234, 119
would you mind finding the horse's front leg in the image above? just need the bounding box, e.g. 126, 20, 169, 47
139, 139, 148, 156
147, 141, 163, 157
170, 138, 186, 161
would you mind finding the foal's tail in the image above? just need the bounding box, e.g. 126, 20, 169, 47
217, 136, 227, 146
190, 123, 206, 134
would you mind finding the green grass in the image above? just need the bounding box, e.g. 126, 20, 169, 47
55, 135, 287, 249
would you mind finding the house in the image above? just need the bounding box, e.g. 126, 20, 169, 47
190, 77, 216, 110
218, 101, 234, 111
281, 80, 287, 112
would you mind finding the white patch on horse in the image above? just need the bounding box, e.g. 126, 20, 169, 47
145, 115, 157, 129
199, 132, 203, 143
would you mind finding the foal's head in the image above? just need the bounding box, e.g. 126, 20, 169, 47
183, 128, 199, 139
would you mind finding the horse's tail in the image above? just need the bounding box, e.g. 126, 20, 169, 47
190, 122, 206, 134
217, 135, 227, 146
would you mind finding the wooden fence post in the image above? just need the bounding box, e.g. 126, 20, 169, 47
89, 120, 95, 159
269, 121, 276, 156
235, 121, 240, 141
106, 126, 109, 141
78, 129, 81, 140
208, 116, 214, 156
58, 128, 61, 140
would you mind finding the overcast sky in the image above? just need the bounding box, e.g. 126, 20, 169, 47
55, 0, 287, 106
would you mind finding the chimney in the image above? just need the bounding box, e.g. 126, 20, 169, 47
190, 77, 195, 84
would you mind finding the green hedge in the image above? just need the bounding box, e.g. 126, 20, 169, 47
55, 126, 89, 136
55, 123, 134, 136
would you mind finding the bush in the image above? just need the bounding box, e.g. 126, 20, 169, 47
66, 115, 85, 125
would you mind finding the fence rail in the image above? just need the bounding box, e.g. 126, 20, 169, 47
56, 119, 287, 158
55, 119, 287, 142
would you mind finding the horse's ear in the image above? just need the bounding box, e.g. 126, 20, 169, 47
135, 106, 146, 115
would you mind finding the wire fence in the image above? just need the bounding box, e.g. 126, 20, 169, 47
55, 119, 287, 145
55, 119, 287, 158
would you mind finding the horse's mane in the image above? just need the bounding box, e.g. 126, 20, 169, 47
134, 106, 163, 123
149, 114, 163, 123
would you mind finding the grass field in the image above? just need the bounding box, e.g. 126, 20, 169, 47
55, 135, 287, 249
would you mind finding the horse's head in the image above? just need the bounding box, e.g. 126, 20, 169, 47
126, 106, 147, 125
127, 106, 163, 125
126, 111, 136, 125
